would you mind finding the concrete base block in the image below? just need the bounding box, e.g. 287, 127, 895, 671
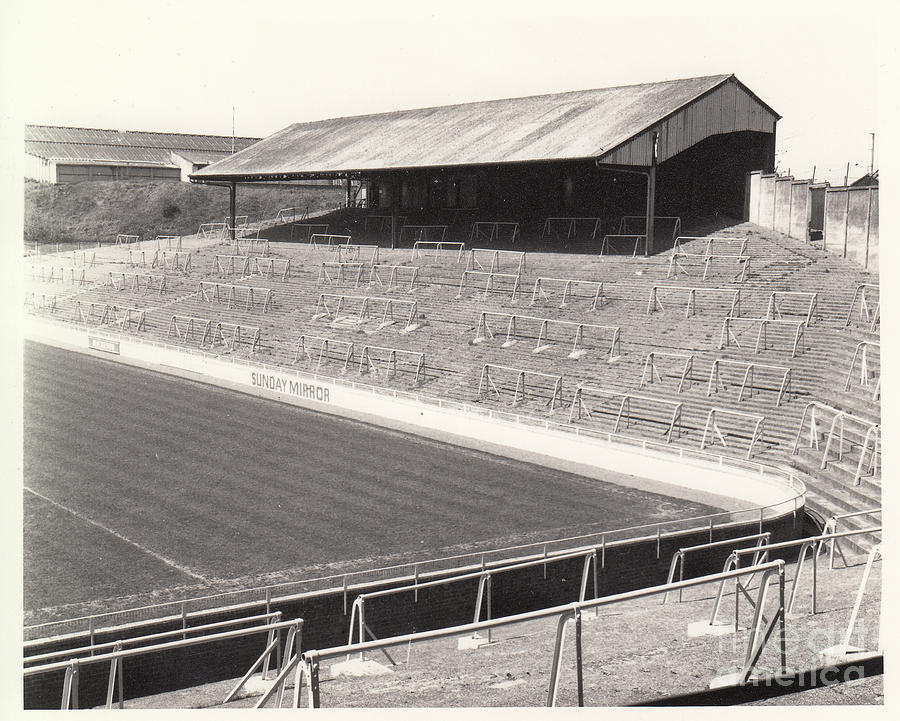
818, 644, 867, 664
330, 659, 393, 678
709, 671, 747, 689
230, 674, 276, 700
687, 620, 741, 637
458, 633, 491, 650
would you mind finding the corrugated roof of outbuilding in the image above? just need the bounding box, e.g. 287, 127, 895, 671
24, 125, 259, 165
193, 74, 778, 180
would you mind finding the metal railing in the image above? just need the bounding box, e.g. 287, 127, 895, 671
275, 561, 786, 708
709, 526, 881, 623
346, 546, 600, 658
24, 617, 303, 710
823, 509, 881, 568
661, 532, 770, 603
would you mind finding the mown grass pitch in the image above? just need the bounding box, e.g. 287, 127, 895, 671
23, 341, 719, 621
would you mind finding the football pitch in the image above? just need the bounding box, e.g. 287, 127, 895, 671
23, 342, 719, 620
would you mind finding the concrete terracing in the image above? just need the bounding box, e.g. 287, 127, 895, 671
24, 218, 880, 536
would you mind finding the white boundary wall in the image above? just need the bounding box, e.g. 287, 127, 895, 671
26, 317, 800, 510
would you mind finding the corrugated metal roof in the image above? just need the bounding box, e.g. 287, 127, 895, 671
25, 142, 174, 165
24, 125, 260, 165
194, 74, 777, 179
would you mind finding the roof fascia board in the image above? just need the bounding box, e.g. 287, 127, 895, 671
192, 154, 604, 182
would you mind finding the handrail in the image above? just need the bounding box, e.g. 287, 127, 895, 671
710, 527, 882, 623
822, 510, 881, 569
296, 561, 786, 708
32, 618, 302, 711
24, 611, 283, 666
24, 618, 302, 676
662, 532, 770, 604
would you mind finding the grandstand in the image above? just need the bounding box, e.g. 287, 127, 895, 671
21, 73, 882, 708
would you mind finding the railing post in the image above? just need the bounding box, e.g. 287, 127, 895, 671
546, 611, 572, 707
574, 608, 584, 707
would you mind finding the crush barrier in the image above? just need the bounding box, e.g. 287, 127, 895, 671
620, 215, 682, 241
455, 271, 522, 301
541, 217, 602, 241
599, 234, 645, 257
706, 359, 793, 407
24, 293, 58, 313
672, 236, 747, 256
364, 215, 406, 234
28, 266, 87, 286
106, 272, 168, 295
197, 282, 274, 312
639, 352, 694, 392
292, 335, 355, 372
368, 264, 420, 293
569, 386, 683, 442
73, 302, 146, 333
700, 408, 766, 460
334, 244, 380, 264
530, 277, 606, 310
792, 402, 880, 484
273, 207, 308, 225
311, 294, 424, 333
318, 262, 365, 287
347, 546, 601, 658
477, 364, 564, 411
198, 223, 226, 240
465, 248, 526, 274
667, 251, 750, 282
845, 284, 879, 331
154, 235, 182, 251
410, 240, 465, 263
473, 312, 621, 361
151, 251, 192, 273
469, 221, 520, 245
647, 285, 741, 318
359, 345, 426, 386
718, 317, 805, 358
167, 314, 261, 353
844, 341, 880, 399
231, 238, 269, 256
766, 291, 818, 326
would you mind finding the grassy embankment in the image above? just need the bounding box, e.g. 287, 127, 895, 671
23, 180, 346, 247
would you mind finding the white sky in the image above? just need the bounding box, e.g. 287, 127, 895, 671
0, 1, 895, 185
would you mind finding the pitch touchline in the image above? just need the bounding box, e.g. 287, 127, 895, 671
24, 486, 210, 584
